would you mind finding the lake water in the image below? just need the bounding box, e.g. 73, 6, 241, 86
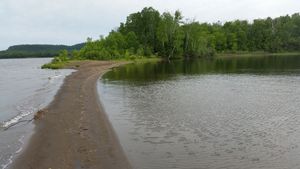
0, 58, 74, 169
99, 55, 300, 169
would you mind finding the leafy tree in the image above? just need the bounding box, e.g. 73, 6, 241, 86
157, 11, 184, 59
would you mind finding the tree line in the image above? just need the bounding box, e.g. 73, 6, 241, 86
75, 7, 300, 60
0, 44, 85, 59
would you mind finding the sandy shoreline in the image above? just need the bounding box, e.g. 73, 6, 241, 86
11, 61, 131, 169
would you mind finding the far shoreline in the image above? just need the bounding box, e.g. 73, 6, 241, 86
1, 52, 300, 61
216, 52, 300, 58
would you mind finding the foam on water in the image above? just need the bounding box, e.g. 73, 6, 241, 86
1, 111, 33, 129
1, 72, 65, 130
1, 155, 13, 169
1, 136, 24, 169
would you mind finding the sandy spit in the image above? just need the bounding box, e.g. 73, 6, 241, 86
11, 61, 131, 169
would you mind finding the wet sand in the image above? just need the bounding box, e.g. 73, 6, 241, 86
11, 61, 131, 169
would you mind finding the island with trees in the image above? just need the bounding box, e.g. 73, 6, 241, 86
77, 7, 300, 60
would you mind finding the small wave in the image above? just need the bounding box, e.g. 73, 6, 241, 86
0, 135, 25, 169
15, 136, 25, 154
47, 74, 63, 85
1, 155, 13, 169
48, 74, 62, 80
0, 73, 62, 130
1, 110, 33, 129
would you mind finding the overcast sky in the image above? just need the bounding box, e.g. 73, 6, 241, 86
0, 0, 299, 50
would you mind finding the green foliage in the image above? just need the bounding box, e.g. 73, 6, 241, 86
157, 11, 184, 59
41, 50, 69, 69
182, 22, 215, 58
76, 8, 300, 61
41, 62, 65, 69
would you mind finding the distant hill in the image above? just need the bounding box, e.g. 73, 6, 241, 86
0, 43, 85, 59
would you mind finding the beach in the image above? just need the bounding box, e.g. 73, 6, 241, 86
11, 61, 131, 169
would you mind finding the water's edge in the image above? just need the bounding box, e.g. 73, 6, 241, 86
0, 58, 75, 169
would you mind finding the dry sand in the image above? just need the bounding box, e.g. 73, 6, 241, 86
11, 61, 131, 169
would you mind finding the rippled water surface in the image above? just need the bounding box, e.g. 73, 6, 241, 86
0, 58, 74, 169
99, 55, 300, 169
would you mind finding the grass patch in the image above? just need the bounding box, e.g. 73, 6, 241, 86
41, 56, 162, 69
41, 61, 68, 69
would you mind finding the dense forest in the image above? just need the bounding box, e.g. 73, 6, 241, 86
0, 44, 85, 59
75, 7, 300, 61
